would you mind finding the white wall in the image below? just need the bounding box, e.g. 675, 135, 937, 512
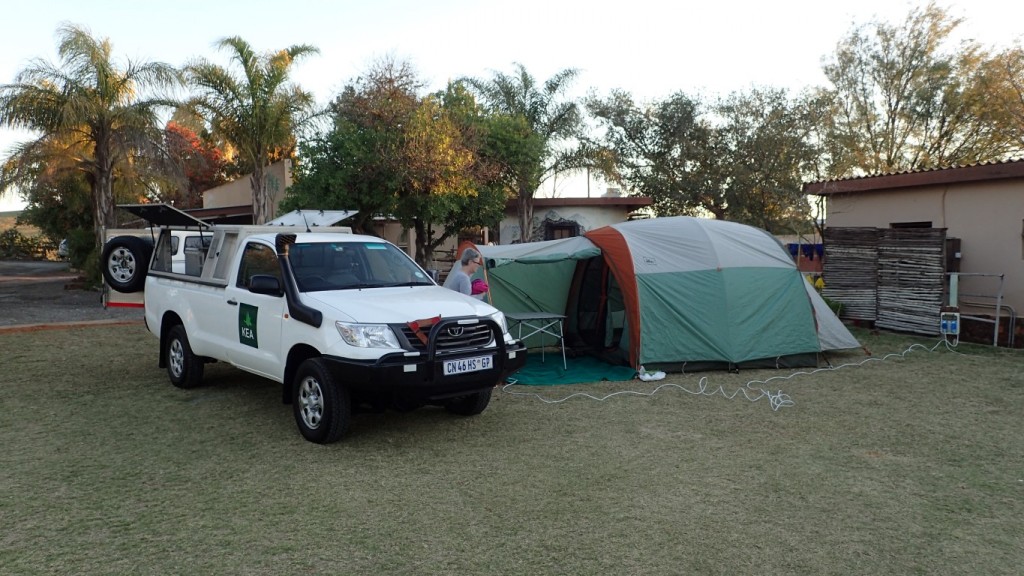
826, 179, 1024, 316
499, 205, 635, 244
202, 159, 292, 221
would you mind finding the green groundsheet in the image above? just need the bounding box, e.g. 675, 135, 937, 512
507, 353, 638, 386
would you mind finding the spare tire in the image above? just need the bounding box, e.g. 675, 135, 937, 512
102, 236, 153, 293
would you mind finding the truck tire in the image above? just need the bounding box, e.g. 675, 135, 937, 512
102, 235, 152, 293
166, 324, 204, 389
293, 358, 351, 443
444, 387, 493, 416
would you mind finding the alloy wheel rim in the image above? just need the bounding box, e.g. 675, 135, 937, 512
108, 248, 135, 282
169, 339, 184, 378
298, 377, 324, 429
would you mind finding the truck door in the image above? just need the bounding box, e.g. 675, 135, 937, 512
223, 240, 287, 380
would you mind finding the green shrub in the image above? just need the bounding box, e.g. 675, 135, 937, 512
0, 228, 49, 260
79, 247, 103, 287
66, 228, 97, 270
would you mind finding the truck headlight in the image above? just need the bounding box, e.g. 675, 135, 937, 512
335, 321, 401, 349
490, 310, 508, 334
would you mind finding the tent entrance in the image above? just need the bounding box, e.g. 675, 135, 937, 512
570, 256, 628, 364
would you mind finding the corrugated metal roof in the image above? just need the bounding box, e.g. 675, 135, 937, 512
804, 157, 1024, 195
506, 196, 653, 208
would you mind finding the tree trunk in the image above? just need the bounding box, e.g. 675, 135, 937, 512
92, 157, 116, 253
413, 219, 429, 267
251, 166, 268, 225
352, 213, 373, 235
517, 192, 534, 243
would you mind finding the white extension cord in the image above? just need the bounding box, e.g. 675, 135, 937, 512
501, 339, 960, 411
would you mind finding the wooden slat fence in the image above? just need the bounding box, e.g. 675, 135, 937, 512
822, 227, 947, 336
876, 229, 946, 335
822, 227, 879, 321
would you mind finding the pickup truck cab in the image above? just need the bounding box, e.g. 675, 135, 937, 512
112, 204, 526, 443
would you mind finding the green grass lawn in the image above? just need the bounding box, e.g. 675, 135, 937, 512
1, 325, 1021, 575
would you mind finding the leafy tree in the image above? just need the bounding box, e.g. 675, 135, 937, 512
13, 172, 92, 244
0, 24, 180, 249
163, 121, 228, 208
984, 46, 1024, 152
286, 60, 507, 265
463, 63, 584, 242
586, 90, 720, 216
284, 119, 392, 234
588, 88, 822, 233
394, 93, 477, 261
480, 113, 546, 205
820, 1, 1023, 175
284, 58, 420, 234
184, 37, 319, 223
400, 82, 507, 262
713, 88, 822, 232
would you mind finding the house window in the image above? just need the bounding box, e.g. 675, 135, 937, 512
890, 221, 932, 228
548, 225, 576, 240
543, 218, 582, 240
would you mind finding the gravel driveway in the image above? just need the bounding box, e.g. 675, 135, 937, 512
0, 260, 143, 329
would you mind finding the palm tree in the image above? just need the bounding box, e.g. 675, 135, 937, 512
464, 63, 584, 242
184, 37, 319, 224
0, 24, 180, 247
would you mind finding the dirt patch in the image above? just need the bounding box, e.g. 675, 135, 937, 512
0, 260, 143, 329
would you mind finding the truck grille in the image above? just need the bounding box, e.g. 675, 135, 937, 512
399, 322, 494, 353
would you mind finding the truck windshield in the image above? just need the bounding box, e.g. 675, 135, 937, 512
289, 241, 434, 292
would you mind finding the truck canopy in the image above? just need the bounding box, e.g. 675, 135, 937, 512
118, 204, 210, 229
117, 204, 357, 230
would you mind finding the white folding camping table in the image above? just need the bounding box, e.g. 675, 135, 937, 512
505, 312, 567, 370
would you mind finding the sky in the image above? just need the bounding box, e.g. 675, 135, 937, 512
2, 0, 1023, 211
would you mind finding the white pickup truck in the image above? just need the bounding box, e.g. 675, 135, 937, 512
109, 204, 526, 443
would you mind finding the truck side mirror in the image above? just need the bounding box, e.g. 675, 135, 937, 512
248, 274, 283, 296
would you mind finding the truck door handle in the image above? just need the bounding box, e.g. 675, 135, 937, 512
227, 299, 238, 306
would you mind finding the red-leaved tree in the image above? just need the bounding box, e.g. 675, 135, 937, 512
164, 121, 228, 208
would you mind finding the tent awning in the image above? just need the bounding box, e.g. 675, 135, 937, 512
477, 236, 600, 267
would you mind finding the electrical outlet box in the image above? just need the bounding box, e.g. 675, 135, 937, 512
940, 312, 960, 335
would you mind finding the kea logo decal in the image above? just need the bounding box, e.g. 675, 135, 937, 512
239, 303, 258, 348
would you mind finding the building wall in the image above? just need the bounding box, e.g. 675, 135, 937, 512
499, 205, 636, 244
825, 178, 1024, 314
202, 159, 293, 221
367, 220, 410, 251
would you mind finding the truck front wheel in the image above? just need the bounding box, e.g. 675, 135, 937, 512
293, 358, 351, 443
444, 387, 493, 416
166, 324, 203, 388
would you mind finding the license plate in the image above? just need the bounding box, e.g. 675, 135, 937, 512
443, 355, 493, 376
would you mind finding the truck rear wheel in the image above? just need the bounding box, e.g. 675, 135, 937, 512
166, 324, 204, 389
293, 358, 351, 443
102, 236, 152, 293
444, 387, 493, 416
